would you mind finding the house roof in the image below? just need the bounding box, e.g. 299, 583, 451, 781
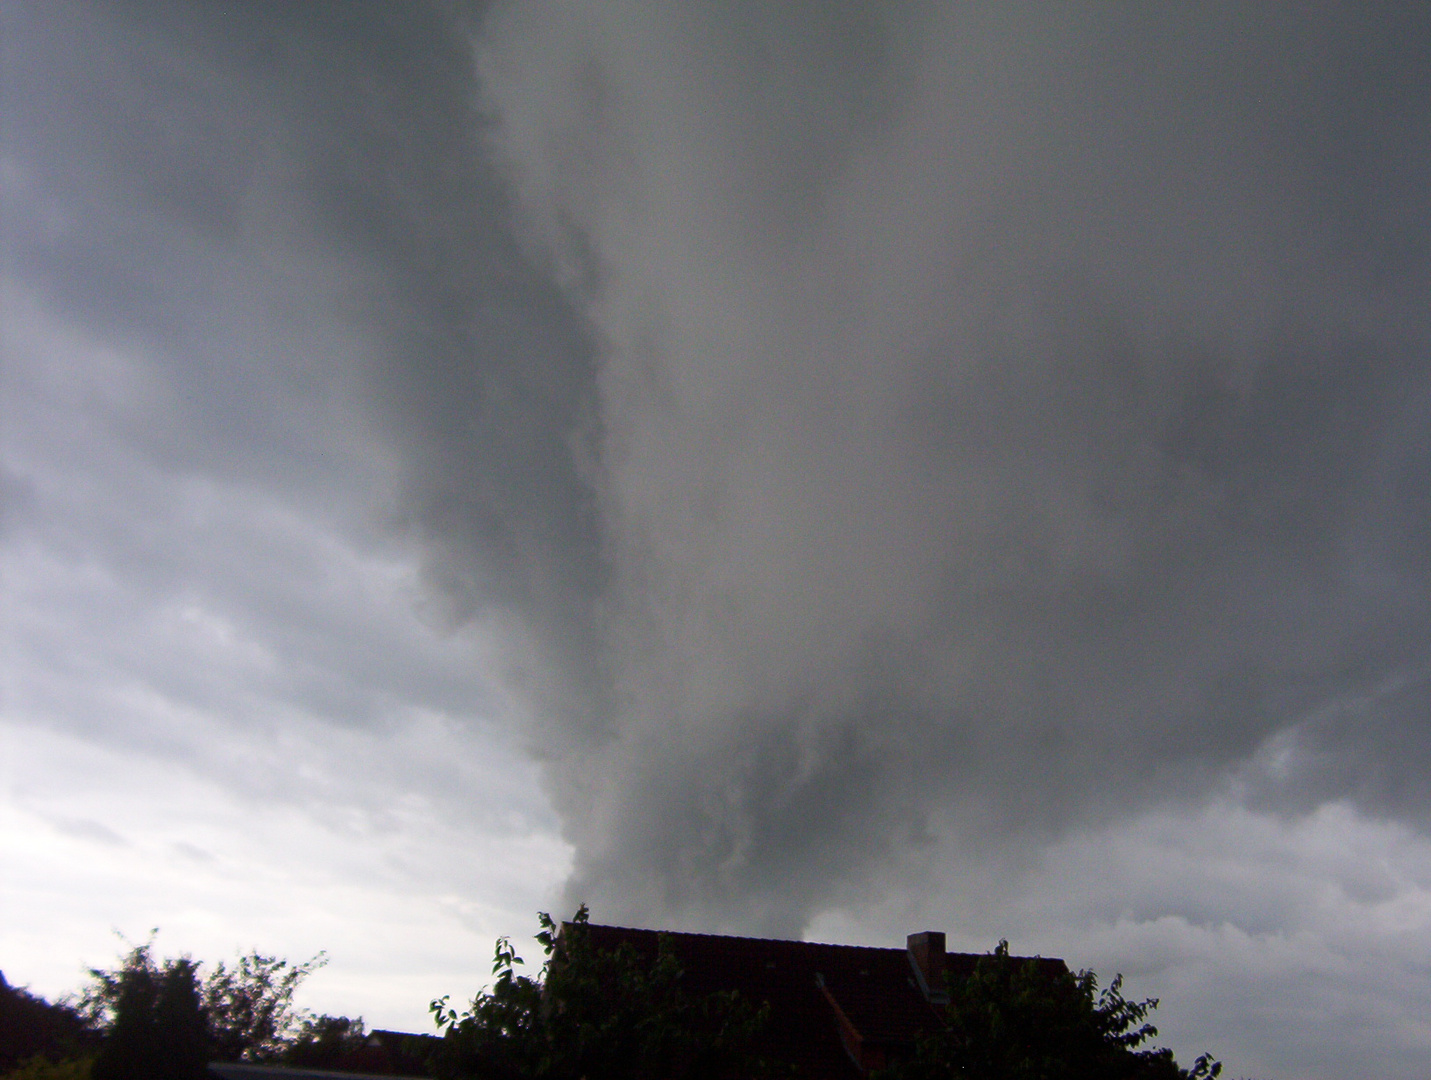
577, 924, 1067, 1079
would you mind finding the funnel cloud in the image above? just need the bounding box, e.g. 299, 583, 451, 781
443, 3, 1431, 932
3, 3, 1430, 1076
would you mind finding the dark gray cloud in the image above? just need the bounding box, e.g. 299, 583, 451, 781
1, 0, 561, 825
466, 2, 1431, 931
2, 4, 579, 1018
6, 2, 1431, 1073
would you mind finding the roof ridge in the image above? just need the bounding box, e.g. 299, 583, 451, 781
582, 923, 907, 953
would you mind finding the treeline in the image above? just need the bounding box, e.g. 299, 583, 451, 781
1, 939, 372, 1080
428, 908, 1224, 1080
2, 912, 1231, 1080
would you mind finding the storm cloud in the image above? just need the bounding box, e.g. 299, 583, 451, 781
452, 2, 1431, 930
4, 2, 1431, 1074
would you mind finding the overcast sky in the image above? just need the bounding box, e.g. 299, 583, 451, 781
3, 3, 1431, 1076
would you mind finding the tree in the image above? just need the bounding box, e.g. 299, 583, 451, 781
430, 907, 774, 1080
84, 947, 207, 1080
76, 936, 361, 1075
202, 951, 328, 1062
282, 1014, 369, 1069
0, 973, 97, 1078
877, 941, 1220, 1080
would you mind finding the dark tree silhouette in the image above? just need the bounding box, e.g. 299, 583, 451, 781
202, 951, 327, 1062
0, 972, 96, 1075
430, 907, 774, 1080
74, 936, 362, 1077
876, 941, 1220, 1080
85, 948, 208, 1080
282, 1014, 369, 1069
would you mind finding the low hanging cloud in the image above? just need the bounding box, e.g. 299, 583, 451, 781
1, 0, 575, 1018
424, 3, 1431, 933
6, 10, 1431, 1063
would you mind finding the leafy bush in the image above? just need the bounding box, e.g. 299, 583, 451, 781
0, 973, 96, 1077
878, 941, 1220, 1080
75, 936, 363, 1075
282, 1013, 370, 1066
430, 907, 773, 1080
202, 951, 328, 1062
83, 949, 207, 1080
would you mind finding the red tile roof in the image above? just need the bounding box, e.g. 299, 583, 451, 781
577, 924, 1067, 1079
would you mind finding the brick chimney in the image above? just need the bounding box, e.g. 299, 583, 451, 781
907, 931, 948, 1004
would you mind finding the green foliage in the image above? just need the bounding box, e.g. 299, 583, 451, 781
0, 973, 96, 1076
84, 947, 208, 1080
0, 1054, 94, 1080
282, 1014, 369, 1068
879, 941, 1220, 1080
431, 906, 773, 1080
202, 951, 328, 1062
76, 936, 362, 1073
